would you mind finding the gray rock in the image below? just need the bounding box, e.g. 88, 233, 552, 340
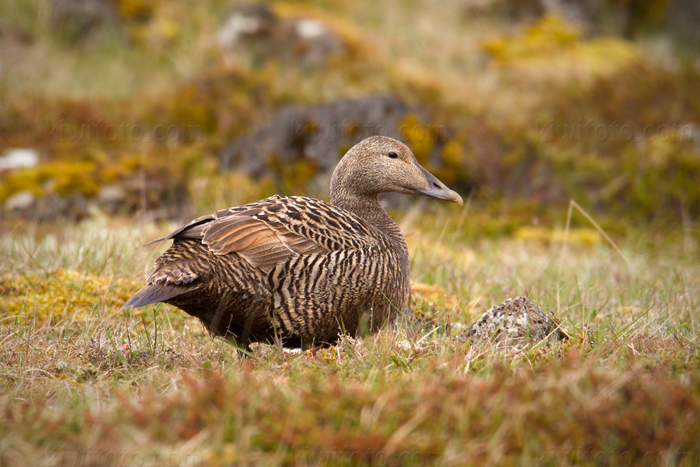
540, 0, 604, 27
462, 296, 567, 345
220, 95, 449, 198
0, 149, 39, 171
668, 0, 700, 50
217, 3, 278, 49
4, 191, 35, 211
98, 184, 126, 203
3, 192, 89, 221
217, 3, 354, 68
97, 184, 126, 214
1, 169, 189, 222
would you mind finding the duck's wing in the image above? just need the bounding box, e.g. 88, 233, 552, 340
147, 195, 380, 272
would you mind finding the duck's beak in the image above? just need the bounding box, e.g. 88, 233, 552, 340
413, 166, 463, 206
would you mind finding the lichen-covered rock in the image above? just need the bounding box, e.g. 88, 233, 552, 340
4, 191, 35, 212
0, 149, 39, 171
0, 159, 189, 221
216, 3, 361, 68
220, 95, 456, 197
462, 296, 566, 345
217, 3, 278, 51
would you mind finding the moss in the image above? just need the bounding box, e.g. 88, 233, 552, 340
0, 152, 190, 217
481, 14, 644, 81
267, 153, 321, 195
115, 0, 153, 23
400, 113, 435, 165
482, 14, 582, 64
55, 162, 101, 197
0, 270, 140, 326
128, 16, 180, 48
140, 67, 282, 141
442, 140, 465, 168
0, 162, 101, 204
166, 84, 217, 134
440, 49, 700, 222
0, 169, 47, 201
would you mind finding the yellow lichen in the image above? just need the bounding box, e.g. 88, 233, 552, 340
0, 156, 171, 206
400, 113, 435, 165
265, 152, 320, 194
481, 14, 643, 81
0, 270, 142, 326
116, 0, 153, 22
482, 15, 582, 63
0, 162, 100, 204
52, 162, 100, 197
442, 140, 465, 168
168, 85, 217, 133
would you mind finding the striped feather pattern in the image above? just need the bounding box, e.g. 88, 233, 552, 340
126, 195, 408, 348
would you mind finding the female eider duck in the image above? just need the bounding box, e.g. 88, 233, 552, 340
124, 136, 462, 349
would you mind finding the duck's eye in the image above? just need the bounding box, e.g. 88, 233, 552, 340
387, 152, 398, 159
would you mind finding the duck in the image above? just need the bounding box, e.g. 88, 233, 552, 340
123, 136, 462, 349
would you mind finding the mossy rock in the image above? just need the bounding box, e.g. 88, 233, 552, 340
0, 156, 189, 221
219, 95, 465, 199
216, 2, 366, 69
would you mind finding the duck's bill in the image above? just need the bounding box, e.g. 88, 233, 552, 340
414, 166, 464, 206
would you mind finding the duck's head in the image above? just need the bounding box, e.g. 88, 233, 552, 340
331, 136, 463, 206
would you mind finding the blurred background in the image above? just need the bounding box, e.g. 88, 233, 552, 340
1, 0, 699, 236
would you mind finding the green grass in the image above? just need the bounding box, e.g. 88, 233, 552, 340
1, 213, 699, 465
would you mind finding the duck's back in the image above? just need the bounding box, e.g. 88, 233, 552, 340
124, 195, 410, 347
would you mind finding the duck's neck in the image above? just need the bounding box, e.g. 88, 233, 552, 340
331, 190, 407, 253
330, 159, 408, 262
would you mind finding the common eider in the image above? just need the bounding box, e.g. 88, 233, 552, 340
124, 136, 462, 349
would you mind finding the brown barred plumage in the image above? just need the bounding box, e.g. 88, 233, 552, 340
123, 136, 462, 349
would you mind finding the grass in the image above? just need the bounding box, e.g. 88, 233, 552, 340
1, 209, 699, 465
